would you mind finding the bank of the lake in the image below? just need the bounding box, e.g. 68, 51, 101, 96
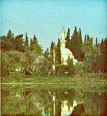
1, 73, 107, 93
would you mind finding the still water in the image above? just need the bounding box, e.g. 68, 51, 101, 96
1, 84, 107, 116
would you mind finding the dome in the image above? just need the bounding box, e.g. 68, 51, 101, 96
61, 47, 73, 56
60, 47, 78, 65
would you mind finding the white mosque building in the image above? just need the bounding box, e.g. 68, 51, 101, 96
59, 27, 78, 65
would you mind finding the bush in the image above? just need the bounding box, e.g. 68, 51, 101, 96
55, 65, 75, 76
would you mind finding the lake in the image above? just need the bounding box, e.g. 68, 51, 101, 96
1, 84, 107, 116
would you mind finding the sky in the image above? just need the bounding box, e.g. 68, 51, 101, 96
0, 0, 107, 50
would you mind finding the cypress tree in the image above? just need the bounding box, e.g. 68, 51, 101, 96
15, 34, 24, 51
66, 28, 72, 50
50, 41, 54, 52
66, 27, 71, 40
30, 34, 42, 54
71, 26, 84, 60
25, 32, 29, 49
44, 48, 49, 58
4, 29, 14, 50
71, 27, 78, 54
84, 35, 87, 44
7, 29, 14, 40
50, 41, 55, 63
55, 39, 61, 64
101, 39, 104, 46
100, 39, 107, 72
96, 38, 98, 47
78, 28, 82, 45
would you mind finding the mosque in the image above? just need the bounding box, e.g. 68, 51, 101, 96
59, 27, 78, 65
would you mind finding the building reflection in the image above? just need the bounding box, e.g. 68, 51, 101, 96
1, 87, 107, 116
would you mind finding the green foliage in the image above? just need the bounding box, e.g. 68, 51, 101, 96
7, 29, 14, 40
1, 30, 24, 51
66, 28, 72, 51
70, 27, 84, 61
100, 39, 107, 72
0, 29, 43, 76
49, 41, 55, 64
1, 28, 107, 77
55, 39, 61, 64
30, 35, 42, 55
24, 32, 29, 50
1, 52, 9, 76
66, 27, 71, 40
83, 35, 93, 58
96, 38, 98, 47
1, 30, 42, 53
56, 65, 75, 76
14, 34, 24, 52
78, 28, 83, 45
44, 48, 49, 58
1, 51, 26, 76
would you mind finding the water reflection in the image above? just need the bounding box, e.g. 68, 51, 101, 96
1, 86, 107, 116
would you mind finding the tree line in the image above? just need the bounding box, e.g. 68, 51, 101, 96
0, 28, 107, 77
45, 27, 107, 74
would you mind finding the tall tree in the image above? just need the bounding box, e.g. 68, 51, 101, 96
24, 32, 29, 49
83, 35, 93, 54
96, 38, 98, 47
66, 28, 72, 50
44, 48, 49, 58
66, 27, 71, 40
84, 35, 87, 44
50, 41, 55, 63
14, 34, 24, 52
50, 41, 54, 52
7, 29, 14, 40
100, 38, 107, 72
71, 27, 84, 61
55, 39, 61, 64
4, 29, 14, 50
30, 35, 42, 55
101, 39, 104, 46
78, 28, 82, 45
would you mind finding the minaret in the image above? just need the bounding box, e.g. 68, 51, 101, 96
60, 27, 66, 48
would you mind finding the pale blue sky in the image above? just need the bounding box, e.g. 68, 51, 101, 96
0, 0, 107, 49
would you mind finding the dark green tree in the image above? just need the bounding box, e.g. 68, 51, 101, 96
1, 30, 25, 51
55, 39, 61, 64
24, 32, 29, 50
66, 28, 72, 50
101, 39, 104, 46
7, 29, 14, 40
13, 34, 24, 52
84, 35, 87, 44
50, 41, 55, 53
66, 27, 71, 40
83, 34, 93, 55
100, 38, 107, 72
30, 35, 42, 55
50, 41, 55, 64
44, 48, 49, 58
96, 38, 98, 47
71, 27, 84, 61
78, 28, 82, 45
0, 36, 8, 50
1, 30, 14, 51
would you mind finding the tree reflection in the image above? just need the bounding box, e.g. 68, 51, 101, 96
1, 86, 107, 116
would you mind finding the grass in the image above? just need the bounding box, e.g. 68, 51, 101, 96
1, 72, 107, 92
